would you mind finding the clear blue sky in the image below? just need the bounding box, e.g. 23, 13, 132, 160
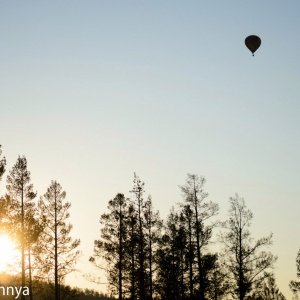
1, 1, 300, 297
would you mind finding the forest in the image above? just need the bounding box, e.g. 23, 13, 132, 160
0, 145, 299, 300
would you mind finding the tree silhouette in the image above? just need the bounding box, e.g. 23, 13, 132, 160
130, 173, 147, 300
202, 254, 230, 300
90, 193, 128, 300
91, 175, 161, 300
257, 274, 286, 300
36, 181, 81, 300
143, 195, 162, 300
179, 174, 219, 300
7, 198, 43, 299
290, 248, 300, 299
219, 194, 277, 300
6, 156, 37, 300
24, 206, 43, 300
156, 207, 186, 300
182, 205, 196, 299
125, 202, 138, 300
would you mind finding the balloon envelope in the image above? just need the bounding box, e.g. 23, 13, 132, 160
245, 35, 261, 56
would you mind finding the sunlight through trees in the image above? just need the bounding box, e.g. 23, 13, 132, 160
0, 146, 288, 299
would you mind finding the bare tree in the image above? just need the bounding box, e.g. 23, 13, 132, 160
219, 194, 277, 300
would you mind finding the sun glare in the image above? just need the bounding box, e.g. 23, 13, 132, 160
0, 235, 19, 273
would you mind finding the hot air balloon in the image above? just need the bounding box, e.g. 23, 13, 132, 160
245, 35, 261, 56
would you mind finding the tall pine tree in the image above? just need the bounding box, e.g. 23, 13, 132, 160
143, 196, 162, 300
130, 174, 147, 300
179, 174, 219, 300
6, 156, 36, 300
90, 193, 128, 300
36, 181, 80, 300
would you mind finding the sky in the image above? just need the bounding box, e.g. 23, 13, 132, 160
1, 1, 300, 298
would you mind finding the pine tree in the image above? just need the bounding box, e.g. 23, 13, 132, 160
143, 196, 162, 300
219, 194, 277, 300
290, 248, 300, 298
90, 193, 128, 300
258, 274, 286, 300
6, 156, 37, 300
36, 180, 80, 300
182, 205, 196, 299
130, 174, 146, 300
156, 208, 186, 300
24, 205, 43, 300
201, 253, 230, 300
91, 175, 161, 300
126, 202, 138, 300
179, 174, 219, 300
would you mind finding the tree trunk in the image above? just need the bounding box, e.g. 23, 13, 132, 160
119, 202, 123, 300
21, 182, 25, 300
180, 244, 184, 300
138, 192, 145, 300
194, 200, 204, 300
28, 245, 33, 300
130, 214, 136, 300
149, 232, 153, 300
188, 217, 194, 299
239, 226, 243, 300
55, 188, 59, 300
